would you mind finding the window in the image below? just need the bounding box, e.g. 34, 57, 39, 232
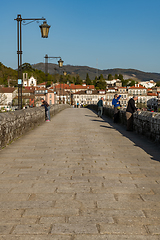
50, 94, 52, 98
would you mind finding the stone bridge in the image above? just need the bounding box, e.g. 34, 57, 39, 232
0, 106, 160, 239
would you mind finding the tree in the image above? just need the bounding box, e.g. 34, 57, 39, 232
118, 74, 124, 81
129, 80, 136, 86
99, 74, 104, 80
156, 81, 160, 87
121, 79, 129, 87
108, 74, 113, 80
85, 73, 92, 85
93, 77, 97, 88
75, 75, 82, 85
95, 79, 106, 90
115, 74, 118, 79
22, 63, 33, 71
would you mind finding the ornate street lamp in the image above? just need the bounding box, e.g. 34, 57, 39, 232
39, 21, 51, 38
14, 14, 50, 109
44, 55, 64, 104
44, 54, 64, 83
58, 58, 64, 68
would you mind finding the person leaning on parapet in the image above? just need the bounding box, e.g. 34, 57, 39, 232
112, 94, 121, 123
40, 98, 50, 122
97, 97, 104, 118
126, 95, 139, 131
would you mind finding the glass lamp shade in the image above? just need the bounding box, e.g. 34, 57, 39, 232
58, 58, 64, 68
39, 21, 50, 38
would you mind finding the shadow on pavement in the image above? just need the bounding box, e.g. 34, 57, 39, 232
88, 108, 160, 163
100, 125, 114, 129
85, 114, 96, 117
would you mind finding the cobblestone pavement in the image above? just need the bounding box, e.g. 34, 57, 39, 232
0, 107, 160, 240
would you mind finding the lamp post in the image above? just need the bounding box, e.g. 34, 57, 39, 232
44, 54, 64, 83
14, 14, 50, 109
44, 55, 64, 104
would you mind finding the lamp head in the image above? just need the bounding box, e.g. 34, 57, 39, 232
39, 21, 50, 38
58, 58, 64, 68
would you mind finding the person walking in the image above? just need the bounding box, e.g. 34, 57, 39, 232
112, 94, 121, 123
97, 97, 104, 118
40, 98, 50, 122
126, 95, 139, 131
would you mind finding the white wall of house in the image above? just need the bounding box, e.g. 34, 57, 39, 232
0, 89, 17, 106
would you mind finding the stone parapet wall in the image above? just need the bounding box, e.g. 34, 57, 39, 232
0, 104, 70, 149
134, 111, 160, 142
87, 104, 160, 143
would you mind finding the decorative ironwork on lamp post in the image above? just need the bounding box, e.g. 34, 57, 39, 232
14, 14, 50, 109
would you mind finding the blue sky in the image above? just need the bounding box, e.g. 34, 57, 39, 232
1, 0, 160, 73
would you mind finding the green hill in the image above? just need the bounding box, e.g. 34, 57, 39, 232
1, 61, 160, 87
32, 63, 160, 82
0, 62, 18, 86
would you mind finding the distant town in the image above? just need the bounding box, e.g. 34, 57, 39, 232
0, 74, 159, 112
0, 62, 160, 112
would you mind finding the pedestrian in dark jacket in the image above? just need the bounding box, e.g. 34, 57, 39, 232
97, 97, 104, 118
126, 95, 139, 131
40, 98, 50, 122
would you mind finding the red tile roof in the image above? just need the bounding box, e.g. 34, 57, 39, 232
0, 87, 16, 93
128, 85, 146, 89
54, 84, 95, 90
147, 93, 157, 96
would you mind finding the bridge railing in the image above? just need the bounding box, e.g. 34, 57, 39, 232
87, 104, 160, 143
0, 104, 70, 149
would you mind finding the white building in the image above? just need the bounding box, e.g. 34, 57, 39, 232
23, 73, 37, 87
73, 89, 106, 106
139, 80, 156, 89
106, 79, 122, 87
0, 87, 17, 107
128, 84, 147, 105
118, 87, 128, 107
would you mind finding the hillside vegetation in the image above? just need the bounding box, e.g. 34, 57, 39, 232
1, 61, 160, 88
33, 63, 160, 82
